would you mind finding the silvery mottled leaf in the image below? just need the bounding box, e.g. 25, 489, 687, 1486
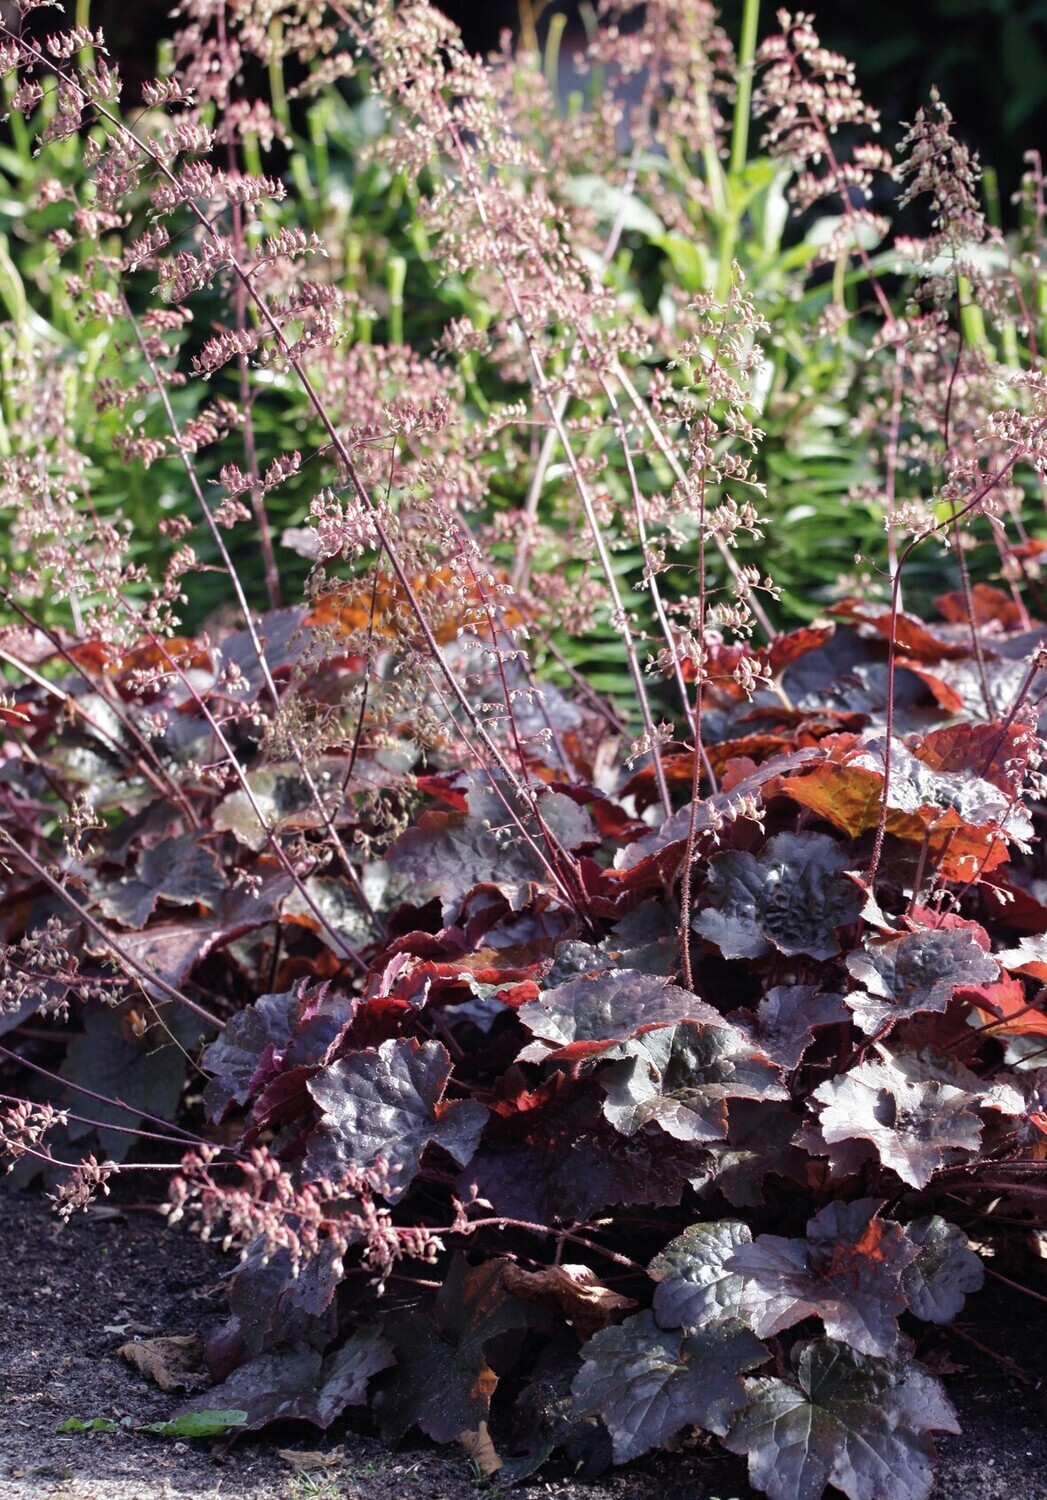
600, 1022, 786, 1141
849, 734, 1033, 846
726, 1199, 917, 1356
648, 1220, 753, 1332
694, 832, 861, 963
692, 850, 772, 960
812, 1052, 985, 1188
845, 929, 998, 1035
571, 1310, 766, 1462
518, 970, 722, 1066
724, 1338, 959, 1500
902, 1216, 984, 1323
305, 1037, 488, 1201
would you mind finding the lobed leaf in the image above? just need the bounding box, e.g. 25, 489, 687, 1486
571, 1310, 767, 1463
648, 1220, 754, 1332
517, 968, 722, 1066
305, 1037, 488, 1201
375, 1258, 532, 1444
724, 1338, 959, 1500
901, 1215, 984, 1324
694, 832, 861, 963
599, 1022, 787, 1141
726, 1199, 917, 1356
812, 1051, 993, 1188
178, 1329, 394, 1431
844, 928, 999, 1035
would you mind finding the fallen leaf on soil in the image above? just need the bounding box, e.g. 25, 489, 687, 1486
277, 1446, 345, 1472
118, 1334, 207, 1391
459, 1420, 503, 1476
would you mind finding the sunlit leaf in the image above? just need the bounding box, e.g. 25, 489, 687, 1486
724, 1338, 959, 1500
726, 1199, 917, 1355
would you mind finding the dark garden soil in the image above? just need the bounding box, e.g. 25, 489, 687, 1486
3, 1187, 1047, 1500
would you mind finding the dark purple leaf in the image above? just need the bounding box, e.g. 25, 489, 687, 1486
388, 775, 594, 923
228, 1238, 341, 1356
694, 832, 861, 963
693, 849, 772, 960
902, 1216, 984, 1323
309, 1330, 398, 1426
726, 1199, 917, 1356
202, 990, 297, 1122
571, 1310, 767, 1462
517, 970, 722, 1066
180, 1344, 321, 1430
62, 1002, 204, 1161
599, 1022, 786, 1141
502, 1338, 613, 1483
729, 986, 849, 1070
723, 1338, 959, 1500
648, 1220, 754, 1331
87, 876, 291, 997
305, 1037, 488, 1201
179, 1328, 394, 1431
217, 606, 312, 698
93, 832, 226, 929
465, 1082, 698, 1221
696, 1099, 810, 1206
845, 930, 998, 1035
375, 1257, 532, 1444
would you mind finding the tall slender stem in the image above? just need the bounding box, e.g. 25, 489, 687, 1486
730, 0, 761, 177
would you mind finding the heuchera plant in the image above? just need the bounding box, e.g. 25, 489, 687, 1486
3, 3, 1047, 1497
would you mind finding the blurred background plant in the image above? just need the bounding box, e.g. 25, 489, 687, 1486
1, 0, 1046, 718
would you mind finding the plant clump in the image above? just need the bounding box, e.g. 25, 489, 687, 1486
2, 3, 1047, 1497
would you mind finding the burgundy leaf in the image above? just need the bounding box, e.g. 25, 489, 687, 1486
305, 1037, 488, 1201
